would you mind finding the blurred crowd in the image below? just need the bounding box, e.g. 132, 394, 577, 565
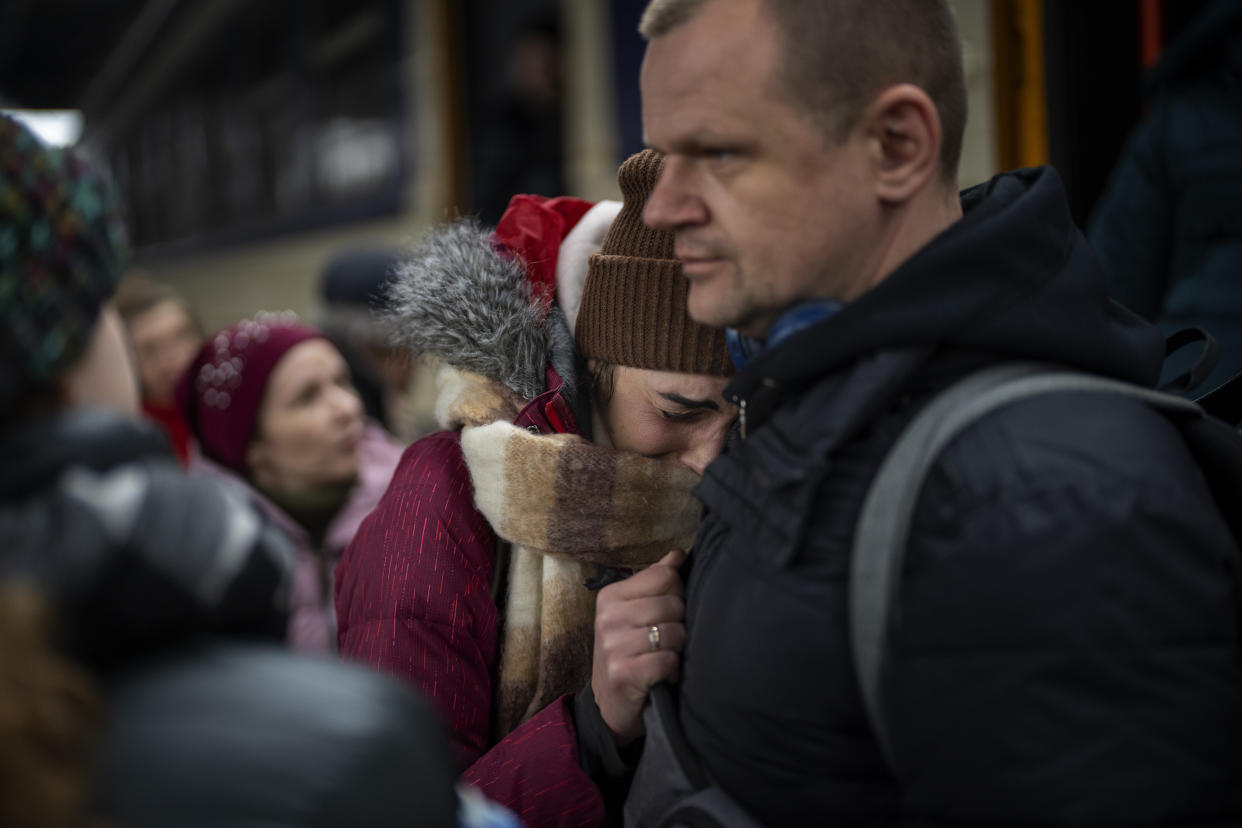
3, 1, 1242, 827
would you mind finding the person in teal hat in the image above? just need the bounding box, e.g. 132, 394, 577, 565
0, 113, 468, 828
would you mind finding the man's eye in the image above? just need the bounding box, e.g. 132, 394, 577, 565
661, 409, 700, 423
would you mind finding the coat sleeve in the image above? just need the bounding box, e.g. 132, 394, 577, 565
461, 694, 607, 828
335, 431, 500, 766
890, 394, 1242, 824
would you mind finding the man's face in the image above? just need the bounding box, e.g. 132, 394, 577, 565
127, 299, 201, 406
641, 0, 878, 338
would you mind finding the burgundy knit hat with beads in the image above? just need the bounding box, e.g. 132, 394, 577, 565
575, 149, 733, 377
177, 313, 324, 473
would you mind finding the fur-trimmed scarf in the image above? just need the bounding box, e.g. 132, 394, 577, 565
441, 367, 702, 738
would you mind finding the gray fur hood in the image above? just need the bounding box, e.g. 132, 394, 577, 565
384, 218, 553, 402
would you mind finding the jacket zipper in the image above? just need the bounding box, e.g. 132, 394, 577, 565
732, 395, 747, 440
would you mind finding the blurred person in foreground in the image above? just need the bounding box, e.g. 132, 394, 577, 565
618, 0, 1242, 823
0, 114, 461, 828
178, 312, 404, 653
317, 243, 430, 441
1089, 0, 1242, 391
114, 270, 203, 463
335, 149, 737, 826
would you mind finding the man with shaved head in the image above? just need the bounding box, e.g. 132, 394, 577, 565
587, 0, 1242, 824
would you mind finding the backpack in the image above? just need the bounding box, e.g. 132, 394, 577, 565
623, 361, 1242, 828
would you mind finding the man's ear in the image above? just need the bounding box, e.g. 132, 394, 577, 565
864, 83, 942, 205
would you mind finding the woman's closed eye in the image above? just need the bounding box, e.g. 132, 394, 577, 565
660, 408, 704, 423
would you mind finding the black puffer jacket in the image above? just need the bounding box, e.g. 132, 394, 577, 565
680, 167, 1242, 825
0, 410, 458, 827
1088, 0, 1242, 391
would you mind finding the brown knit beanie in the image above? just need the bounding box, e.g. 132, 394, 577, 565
575, 150, 733, 377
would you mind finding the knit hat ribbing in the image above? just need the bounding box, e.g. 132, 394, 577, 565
0, 115, 130, 411
575, 150, 733, 377
177, 314, 325, 473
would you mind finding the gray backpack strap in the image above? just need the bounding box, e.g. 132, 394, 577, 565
849, 362, 1202, 769
624, 684, 702, 827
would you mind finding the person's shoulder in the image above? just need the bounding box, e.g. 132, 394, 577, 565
370, 429, 486, 532
938, 387, 1200, 502
1141, 82, 1242, 154
393, 429, 469, 482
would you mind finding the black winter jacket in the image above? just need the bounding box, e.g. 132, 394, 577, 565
679, 167, 1242, 825
1088, 0, 1242, 391
0, 410, 459, 827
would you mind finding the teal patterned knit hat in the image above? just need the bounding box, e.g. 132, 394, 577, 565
0, 114, 130, 411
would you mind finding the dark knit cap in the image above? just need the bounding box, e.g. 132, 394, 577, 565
319, 244, 401, 311
317, 244, 402, 348
575, 150, 733, 377
0, 115, 130, 411
177, 314, 325, 473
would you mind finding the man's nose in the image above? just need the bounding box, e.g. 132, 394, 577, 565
643, 159, 707, 231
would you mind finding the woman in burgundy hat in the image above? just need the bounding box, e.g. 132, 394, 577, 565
178, 312, 404, 653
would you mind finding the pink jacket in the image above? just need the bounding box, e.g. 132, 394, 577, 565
191, 421, 403, 653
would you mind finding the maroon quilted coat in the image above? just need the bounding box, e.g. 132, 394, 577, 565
336, 390, 607, 827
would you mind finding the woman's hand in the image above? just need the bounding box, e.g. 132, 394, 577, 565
590, 548, 687, 747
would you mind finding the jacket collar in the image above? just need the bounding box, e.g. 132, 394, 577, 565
513, 364, 586, 437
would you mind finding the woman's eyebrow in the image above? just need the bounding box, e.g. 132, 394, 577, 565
658, 392, 721, 411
